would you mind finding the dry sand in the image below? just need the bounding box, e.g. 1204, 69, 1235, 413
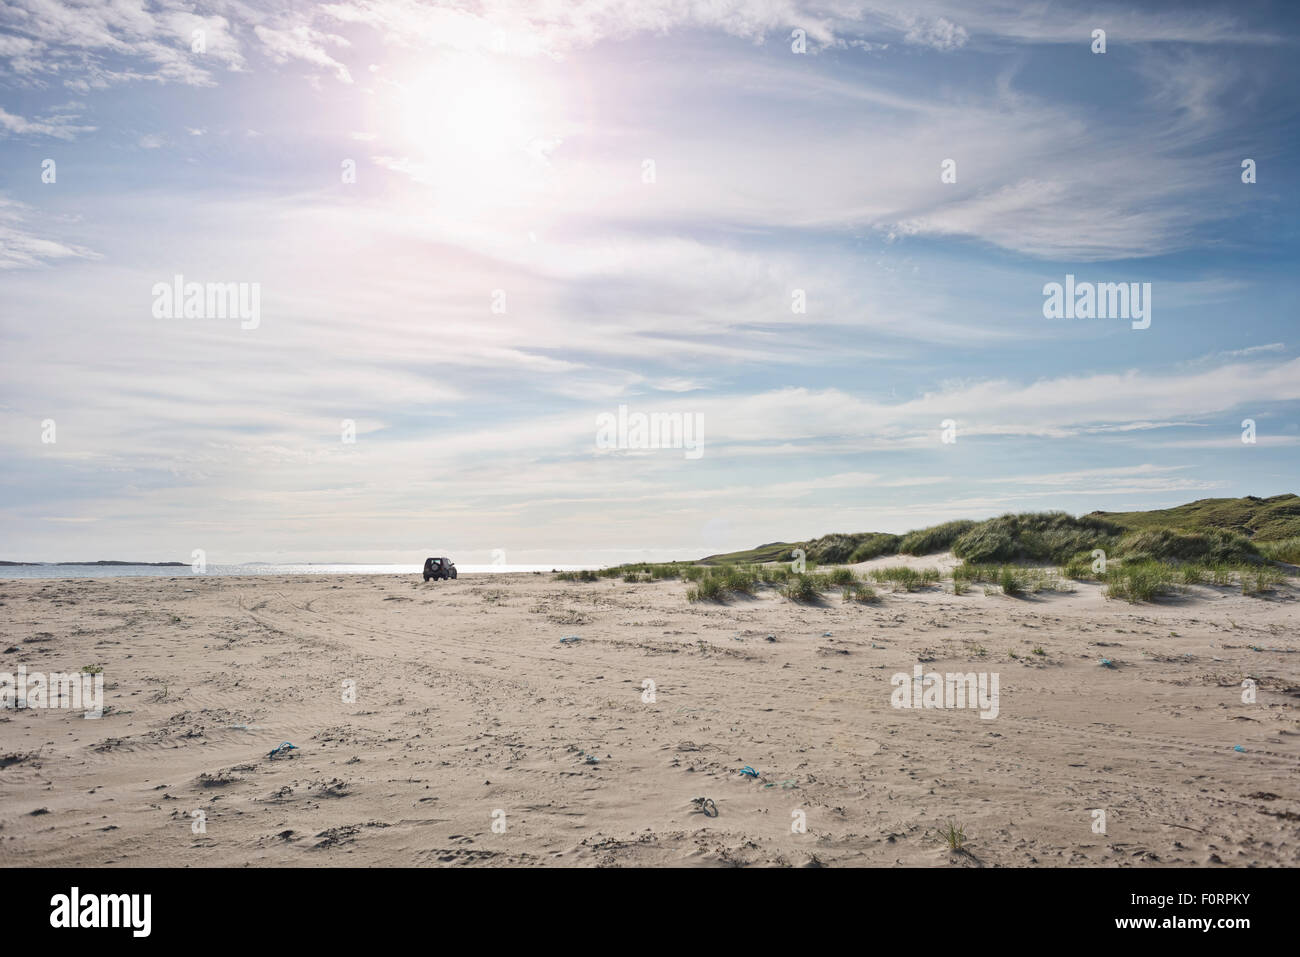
1, 563, 1297, 867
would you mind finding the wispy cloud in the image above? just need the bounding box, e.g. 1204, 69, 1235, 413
0, 196, 100, 268
0, 104, 94, 139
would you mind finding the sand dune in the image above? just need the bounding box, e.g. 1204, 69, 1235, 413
1, 568, 1296, 867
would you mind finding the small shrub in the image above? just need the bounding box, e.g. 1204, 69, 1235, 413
687, 576, 724, 602
827, 567, 856, 586
555, 569, 600, 582
685, 565, 759, 601
782, 574, 824, 602
998, 567, 1023, 596
842, 582, 880, 603
1103, 561, 1179, 603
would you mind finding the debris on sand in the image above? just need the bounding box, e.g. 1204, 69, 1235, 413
691, 797, 718, 817
268, 741, 298, 760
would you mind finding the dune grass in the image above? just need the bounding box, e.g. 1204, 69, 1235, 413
554, 569, 602, 582
842, 581, 881, 603
1241, 565, 1286, 595
685, 564, 760, 601
1259, 537, 1300, 565
558, 562, 701, 582
953, 563, 1071, 595
868, 566, 941, 591
559, 539, 1293, 607
952, 512, 1124, 565
847, 533, 902, 562
1116, 527, 1258, 564
826, 567, 856, 586
1101, 561, 1181, 602
686, 576, 724, 601
1091, 493, 1300, 541
780, 573, 832, 602
700, 495, 1299, 569
898, 520, 977, 556
933, 819, 970, 852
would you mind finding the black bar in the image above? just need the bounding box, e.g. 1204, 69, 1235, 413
4, 866, 1277, 942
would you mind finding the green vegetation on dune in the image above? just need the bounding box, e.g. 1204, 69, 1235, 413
1259, 537, 1300, 565
842, 581, 880, 603
1089, 493, 1300, 542
954, 562, 1072, 594
698, 495, 1294, 568
898, 520, 976, 555
552, 496, 1295, 607
786, 531, 902, 564
869, 565, 941, 591
951, 512, 1124, 564
780, 573, 825, 602
801, 532, 882, 564
698, 542, 797, 564
848, 533, 902, 562
1116, 527, 1258, 564
684, 564, 759, 601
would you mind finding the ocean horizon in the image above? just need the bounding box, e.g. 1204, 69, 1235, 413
0, 562, 603, 580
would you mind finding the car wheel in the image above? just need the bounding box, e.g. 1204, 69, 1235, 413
450, 568, 457, 579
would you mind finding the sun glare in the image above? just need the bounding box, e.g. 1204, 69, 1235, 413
397, 55, 545, 168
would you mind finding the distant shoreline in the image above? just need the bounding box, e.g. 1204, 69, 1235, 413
0, 562, 602, 580
0, 560, 188, 567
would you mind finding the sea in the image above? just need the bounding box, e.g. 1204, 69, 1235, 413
0, 563, 601, 580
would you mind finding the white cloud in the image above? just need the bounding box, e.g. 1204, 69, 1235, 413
253, 24, 353, 83
0, 105, 94, 139
0, 1, 246, 87
0, 197, 100, 268
902, 15, 968, 50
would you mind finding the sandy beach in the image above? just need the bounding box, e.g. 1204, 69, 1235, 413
1, 563, 1296, 867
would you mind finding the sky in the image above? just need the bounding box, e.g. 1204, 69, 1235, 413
0, 0, 1297, 565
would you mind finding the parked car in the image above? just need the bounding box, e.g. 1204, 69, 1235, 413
423, 557, 457, 581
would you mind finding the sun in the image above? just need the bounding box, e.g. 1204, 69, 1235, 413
397, 54, 544, 167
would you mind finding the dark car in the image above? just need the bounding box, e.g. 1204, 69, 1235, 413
423, 557, 457, 581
